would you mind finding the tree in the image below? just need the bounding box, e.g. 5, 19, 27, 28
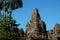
0, 16, 20, 40
0, 0, 23, 40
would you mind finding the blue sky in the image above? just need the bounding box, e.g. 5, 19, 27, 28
12, 0, 60, 31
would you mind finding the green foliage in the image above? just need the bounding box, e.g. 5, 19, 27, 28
0, 0, 23, 40
0, 16, 20, 40
0, 0, 23, 10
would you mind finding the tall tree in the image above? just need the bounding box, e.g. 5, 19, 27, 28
0, 0, 23, 40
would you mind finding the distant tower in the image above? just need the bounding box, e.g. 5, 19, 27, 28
32, 8, 41, 21
48, 23, 60, 40
26, 8, 47, 40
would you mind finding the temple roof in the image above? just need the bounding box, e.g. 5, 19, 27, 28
32, 8, 41, 20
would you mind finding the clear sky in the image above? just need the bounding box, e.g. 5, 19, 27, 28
12, 0, 60, 31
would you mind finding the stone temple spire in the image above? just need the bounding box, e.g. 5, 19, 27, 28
32, 8, 41, 21
26, 8, 47, 40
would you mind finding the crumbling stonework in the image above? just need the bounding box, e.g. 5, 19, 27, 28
26, 8, 48, 40
48, 23, 60, 40
19, 8, 60, 40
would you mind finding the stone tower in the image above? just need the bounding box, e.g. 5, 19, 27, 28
48, 23, 60, 40
26, 8, 48, 40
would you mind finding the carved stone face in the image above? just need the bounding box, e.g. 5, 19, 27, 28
32, 15, 37, 21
